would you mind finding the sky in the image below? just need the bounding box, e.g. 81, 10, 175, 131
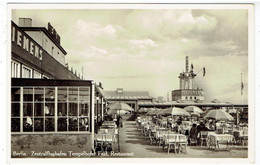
12, 8, 249, 103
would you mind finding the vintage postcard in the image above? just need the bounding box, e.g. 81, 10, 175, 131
7, 3, 255, 164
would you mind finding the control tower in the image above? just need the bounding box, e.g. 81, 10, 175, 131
172, 56, 204, 101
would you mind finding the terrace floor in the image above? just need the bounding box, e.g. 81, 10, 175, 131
113, 120, 248, 158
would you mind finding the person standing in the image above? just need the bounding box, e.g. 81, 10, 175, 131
117, 115, 123, 128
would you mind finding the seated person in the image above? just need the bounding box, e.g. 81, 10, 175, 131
190, 124, 197, 139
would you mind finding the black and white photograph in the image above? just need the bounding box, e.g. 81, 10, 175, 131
6, 3, 255, 163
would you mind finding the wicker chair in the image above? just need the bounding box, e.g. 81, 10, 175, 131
178, 135, 188, 154
165, 134, 179, 154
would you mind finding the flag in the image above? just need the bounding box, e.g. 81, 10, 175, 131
203, 67, 206, 77
191, 63, 194, 70
241, 81, 244, 95
241, 73, 244, 95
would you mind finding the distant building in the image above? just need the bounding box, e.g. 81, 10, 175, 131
155, 96, 165, 103
172, 56, 204, 101
104, 88, 154, 111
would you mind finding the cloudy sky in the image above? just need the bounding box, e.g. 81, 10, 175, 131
12, 8, 249, 103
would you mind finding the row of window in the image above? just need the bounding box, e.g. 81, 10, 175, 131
12, 87, 90, 102
11, 117, 89, 132
42, 36, 65, 66
185, 96, 197, 100
11, 102, 89, 117
11, 60, 49, 79
11, 87, 91, 132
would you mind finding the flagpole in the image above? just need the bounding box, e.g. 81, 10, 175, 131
241, 73, 243, 104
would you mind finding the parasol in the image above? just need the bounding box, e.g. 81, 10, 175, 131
157, 107, 190, 116
204, 109, 234, 121
184, 106, 204, 114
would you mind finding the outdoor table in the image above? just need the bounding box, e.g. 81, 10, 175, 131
208, 134, 233, 150
99, 128, 118, 135
95, 133, 118, 143
100, 125, 117, 129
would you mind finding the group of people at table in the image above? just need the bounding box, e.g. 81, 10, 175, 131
136, 115, 248, 153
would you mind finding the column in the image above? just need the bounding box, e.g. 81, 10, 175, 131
179, 78, 182, 89
20, 87, 23, 132
54, 87, 58, 132
91, 82, 95, 150
101, 98, 104, 121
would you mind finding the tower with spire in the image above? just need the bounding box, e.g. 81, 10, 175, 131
172, 56, 204, 101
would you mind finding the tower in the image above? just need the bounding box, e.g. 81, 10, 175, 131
179, 56, 196, 90
172, 56, 204, 101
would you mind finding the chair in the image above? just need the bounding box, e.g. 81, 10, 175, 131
149, 130, 157, 145
206, 131, 216, 147
198, 131, 208, 146
233, 131, 241, 144
157, 130, 168, 146
178, 135, 188, 154
103, 134, 114, 152
165, 134, 178, 154
95, 134, 104, 152
241, 129, 248, 146
143, 125, 150, 139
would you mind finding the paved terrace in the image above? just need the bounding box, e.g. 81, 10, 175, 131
112, 119, 248, 158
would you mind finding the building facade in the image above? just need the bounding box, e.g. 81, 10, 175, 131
11, 18, 107, 157
11, 19, 79, 79
172, 56, 204, 101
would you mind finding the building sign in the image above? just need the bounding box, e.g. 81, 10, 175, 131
48, 22, 61, 44
11, 22, 43, 61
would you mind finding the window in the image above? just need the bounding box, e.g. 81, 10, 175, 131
51, 46, 54, 56
22, 65, 32, 78
11, 87, 21, 132
44, 39, 48, 49
11, 86, 91, 133
11, 60, 20, 78
33, 70, 41, 79
43, 75, 49, 79
61, 55, 65, 66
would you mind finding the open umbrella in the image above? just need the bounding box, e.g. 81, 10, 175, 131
204, 109, 234, 121
184, 106, 203, 114
138, 108, 148, 113
107, 102, 134, 116
157, 107, 190, 116
108, 102, 134, 111
211, 99, 221, 103
146, 108, 160, 116
228, 108, 237, 114
107, 109, 131, 115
